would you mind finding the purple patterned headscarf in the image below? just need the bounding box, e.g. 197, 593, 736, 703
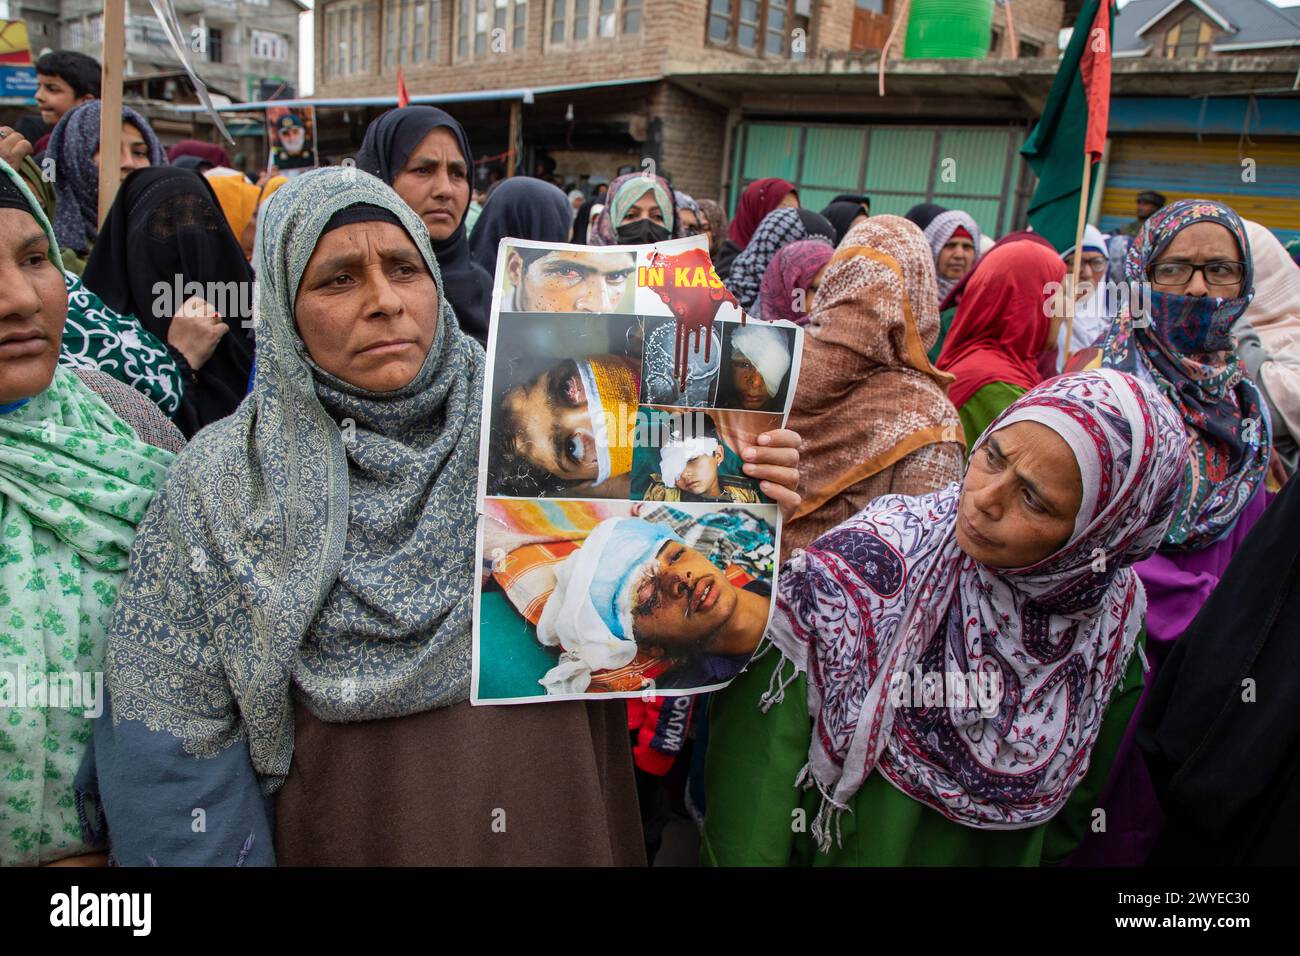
762, 370, 1188, 847
759, 239, 835, 326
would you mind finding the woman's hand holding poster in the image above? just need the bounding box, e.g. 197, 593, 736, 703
471, 235, 802, 703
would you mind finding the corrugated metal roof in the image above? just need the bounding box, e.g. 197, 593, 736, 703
1115, 0, 1300, 54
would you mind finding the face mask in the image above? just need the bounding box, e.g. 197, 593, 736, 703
1143, 289, 1250, 353
617, 219, 670, 245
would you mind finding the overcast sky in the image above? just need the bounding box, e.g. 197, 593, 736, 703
296, 0, 1300, 100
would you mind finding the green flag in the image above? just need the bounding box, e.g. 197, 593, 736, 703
1020, 0, 1114, 252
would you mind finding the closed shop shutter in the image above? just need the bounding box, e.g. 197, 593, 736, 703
730, 120, 1033, 240
1099, 134, 1300, 244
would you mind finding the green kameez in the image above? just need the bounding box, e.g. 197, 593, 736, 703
701, 635, 1145, 867
957, 381, 1027, 451
927, 306, 957, 365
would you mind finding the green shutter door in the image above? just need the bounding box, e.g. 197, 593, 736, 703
730, 120, 1031, 240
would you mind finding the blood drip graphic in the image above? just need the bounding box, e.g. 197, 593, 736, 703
647, 248, 743, 394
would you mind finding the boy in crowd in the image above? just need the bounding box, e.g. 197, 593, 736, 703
32, 51, 101, 154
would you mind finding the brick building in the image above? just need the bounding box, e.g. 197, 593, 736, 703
310, 0, 1067, 215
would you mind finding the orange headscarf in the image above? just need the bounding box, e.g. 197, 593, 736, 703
206, 174, 260, 244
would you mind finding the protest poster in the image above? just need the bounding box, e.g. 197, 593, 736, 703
471, 235, 802, 704
266, 105, 318, 175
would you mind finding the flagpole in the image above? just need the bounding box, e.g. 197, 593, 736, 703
97, 0, 125, 227
1062, 153, 1093, 365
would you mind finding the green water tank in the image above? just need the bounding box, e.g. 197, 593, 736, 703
903, 0, 994, 59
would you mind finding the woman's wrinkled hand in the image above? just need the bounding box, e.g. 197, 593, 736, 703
741, 428, 802, 520
167, 296, 227, 370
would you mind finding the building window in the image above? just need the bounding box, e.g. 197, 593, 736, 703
1018, 39, 1040, 58
707, 0, 808, 57
989, 26, 1001, 55
546, 0, 639, 46
252, 29, 290, 62
550, 0, 565, 41
326, 2, 381, 78
1164, 14, 1211, 58
378, 0, 440, 69
208, 28, 224, 63
461, 0, 532, 50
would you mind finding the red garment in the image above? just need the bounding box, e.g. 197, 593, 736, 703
939, 230, 1055, 313
165, 139, 231, 168
727, 177, 796, 248
34, 132, 51, 155
936, 240, 1067, 408
627, 695, 694, 776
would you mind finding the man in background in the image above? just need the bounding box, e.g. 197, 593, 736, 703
1119, 189, 1167, 236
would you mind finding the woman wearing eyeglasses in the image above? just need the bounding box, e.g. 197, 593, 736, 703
1054, 224, 1114, 371
1064, 198, 1271, 867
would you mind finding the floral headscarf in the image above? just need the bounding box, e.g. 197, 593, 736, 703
1098, 198, 1267, 550
764, 370, 1188, 847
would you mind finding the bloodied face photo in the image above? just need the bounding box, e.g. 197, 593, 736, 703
484, 311, 643, 499
475, 499, 778, 701
501, 243, 637, 313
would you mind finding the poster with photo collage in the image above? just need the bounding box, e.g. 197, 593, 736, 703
472, 235, 803, 704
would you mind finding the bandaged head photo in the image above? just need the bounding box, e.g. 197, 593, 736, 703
718, 322, 795, 412
475, 500, 778, 701
629, 406, 776, 504
485, 311, 642, 498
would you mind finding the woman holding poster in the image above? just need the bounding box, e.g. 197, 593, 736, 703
80, 167, 802, 866
702, 370, 1190, 866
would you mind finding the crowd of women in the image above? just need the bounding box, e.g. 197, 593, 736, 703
1, 98, 1297, 867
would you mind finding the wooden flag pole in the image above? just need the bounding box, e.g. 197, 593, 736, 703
97, 0, 126, 227
1061, 154, 1093, 365
507, 99, 521, 178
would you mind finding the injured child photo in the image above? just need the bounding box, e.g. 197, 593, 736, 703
474, 499, 778, 702
501, 244, 637, 313
484, 311, 642, 498
718, 322, 796, 412
630, 406, 776, 503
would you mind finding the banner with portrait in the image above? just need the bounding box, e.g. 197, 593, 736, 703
266, 104, 318, 176
472, 235, 803, 703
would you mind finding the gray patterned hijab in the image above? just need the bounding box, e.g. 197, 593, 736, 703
105, 167, 485, 790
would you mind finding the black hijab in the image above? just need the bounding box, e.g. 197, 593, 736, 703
468, 177, 573, 272
820, 201, 866, 244
1137, 478, 1300, 865
831, 193, 870, 207
82, 166, 255, 438
571, 198, 596, 244
904, 202, 948, 230
354, 106, 493, 344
